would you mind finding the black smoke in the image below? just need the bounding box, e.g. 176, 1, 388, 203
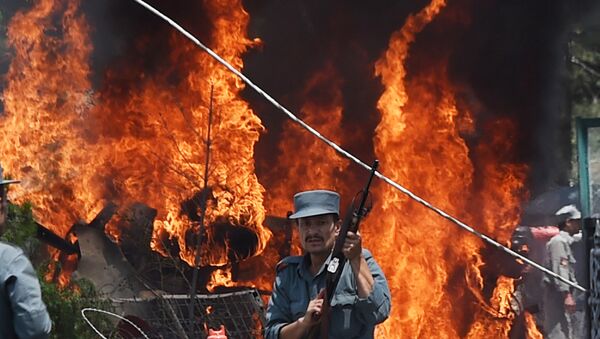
240, 0, 598, 196
2, 0, 594, 194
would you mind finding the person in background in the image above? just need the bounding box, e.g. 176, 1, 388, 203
542, 204, 581, 339
0, 175, 52, 339
570, 224, 586, 339
264, 190, 391, 339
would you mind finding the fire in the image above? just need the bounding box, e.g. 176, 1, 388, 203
206, 268, 234, 292
1, 0, 97, 236
1, 0, 534, 336
89, 0, 270, 269
266, 61, 349, 217
367, 0, 527, 337
466, 276, 515, 338
0, 0, 96, 287
525, 312, 543, 339
1, 0, 271, 290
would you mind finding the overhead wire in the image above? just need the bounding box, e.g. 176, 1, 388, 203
130, 0, 586, 293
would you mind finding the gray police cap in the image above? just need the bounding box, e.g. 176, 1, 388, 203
555, 204, 581, 220
288, 190, 340, 220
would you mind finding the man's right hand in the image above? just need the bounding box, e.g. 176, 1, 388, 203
299, 297, 324, 328
565, 292, 576, 313
279, 296, 325, 339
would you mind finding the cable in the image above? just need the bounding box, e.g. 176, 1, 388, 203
130, 0, 586, 293
81, 307, 150, 339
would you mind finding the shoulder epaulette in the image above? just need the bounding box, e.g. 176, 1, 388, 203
276, 256, 303, 273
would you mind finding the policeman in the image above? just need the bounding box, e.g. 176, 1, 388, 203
0, 173, 51, 338
264, 190, 391, 339
0, 241, 52, 338
542, 204, 581, 339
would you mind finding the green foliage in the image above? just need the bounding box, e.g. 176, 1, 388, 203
2, 202, 121, 338
40, 277, 119, 339
568, 15, 600, 180
569, 11, 600, 109
569, 36, 600, 106
1, 202, 38, 254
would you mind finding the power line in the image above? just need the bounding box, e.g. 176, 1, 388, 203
130, 0, 586, 293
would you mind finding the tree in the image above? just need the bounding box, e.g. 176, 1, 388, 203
569, 1, 600, 115
568, 4, 600, 187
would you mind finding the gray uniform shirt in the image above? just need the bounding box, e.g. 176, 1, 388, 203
265, 249, 391, 339
543, 231, 577, 293
0, 241, 52, 339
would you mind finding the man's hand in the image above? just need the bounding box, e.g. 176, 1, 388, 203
344, 232, 375, 298
299, 297, 324, 328
564, 292, 576, 313
343, 231, 363, 262
280, 295, 324, 339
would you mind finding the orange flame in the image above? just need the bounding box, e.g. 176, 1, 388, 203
466, 276, 515, 338
367, 0, 527, 337
2, 0, 533, 335
525, 312, 543, 339
1, 0, 98, 235
90, 0, 270, 269
266, 61, 350, 217
206, 268, 234, 292
1, 0, 271, 290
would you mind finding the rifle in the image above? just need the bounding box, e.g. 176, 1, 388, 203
307, 160, 379, 339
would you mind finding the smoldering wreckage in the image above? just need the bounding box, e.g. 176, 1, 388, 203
0, 0, 597, 338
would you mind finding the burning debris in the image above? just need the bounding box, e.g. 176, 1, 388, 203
0, 0, 273, 291
70, 206, 266, 338
0, 0, 595, 337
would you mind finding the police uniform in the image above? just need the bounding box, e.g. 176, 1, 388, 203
264, 249, 391, 339
0, 241, 52, 339
543, 231, 577, 339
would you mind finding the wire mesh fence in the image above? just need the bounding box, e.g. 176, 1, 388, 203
112, 288, 265, 339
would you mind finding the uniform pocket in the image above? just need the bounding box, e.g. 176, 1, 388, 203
331, 292, 356, 307
330, 264, 357, 307
330, 296, 364, 338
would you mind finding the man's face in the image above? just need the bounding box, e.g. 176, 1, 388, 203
297, 214, 339, 255
565, 218, 582, 235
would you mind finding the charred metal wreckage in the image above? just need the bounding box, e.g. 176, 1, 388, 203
0, 164, 269, 338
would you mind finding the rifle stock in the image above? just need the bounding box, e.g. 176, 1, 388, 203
305, 160, 379, 339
